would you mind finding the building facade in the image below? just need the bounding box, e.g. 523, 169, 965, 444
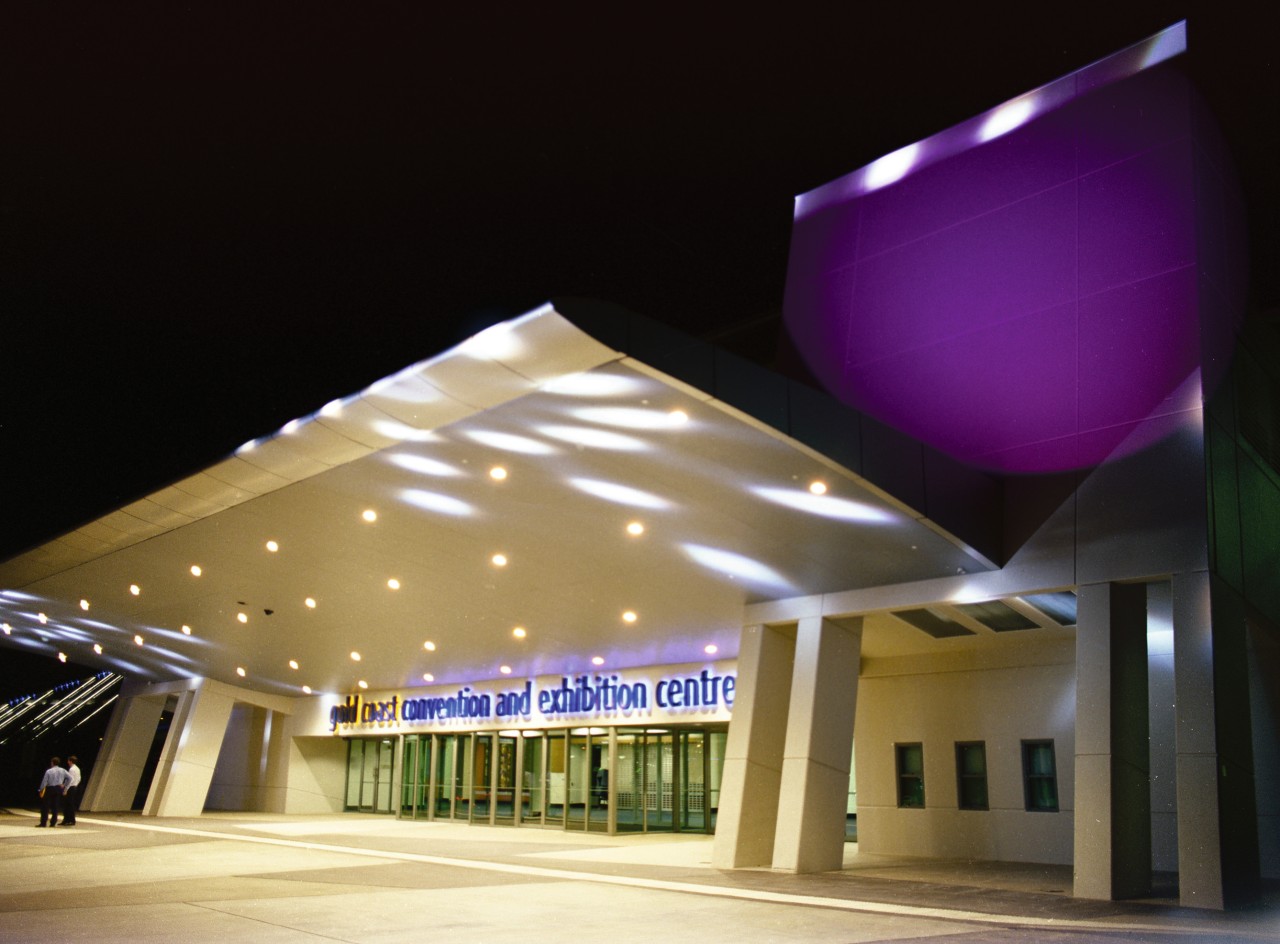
2, 21, 1276, 911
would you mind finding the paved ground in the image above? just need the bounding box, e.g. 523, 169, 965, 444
1, 808, 1275, 943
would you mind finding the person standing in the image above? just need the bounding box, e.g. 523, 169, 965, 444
37, 757, 71, 827
62, 756, 82, 826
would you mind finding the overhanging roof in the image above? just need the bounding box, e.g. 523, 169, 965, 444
0, 304, 1003, 696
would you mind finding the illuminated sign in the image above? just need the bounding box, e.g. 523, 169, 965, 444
329, 666, 736, 732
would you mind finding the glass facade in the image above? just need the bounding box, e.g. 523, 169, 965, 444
350, 723, 726, 834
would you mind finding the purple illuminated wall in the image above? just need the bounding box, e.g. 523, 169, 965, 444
784, 24, 1246, 474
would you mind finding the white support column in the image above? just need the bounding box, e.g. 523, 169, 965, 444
143, 680, 235, 817
1074, 582, 1151, 901
712, 622, 796, 868
262, 709, 293, 813
772, 616, 862, 873
80, 692, 166, 812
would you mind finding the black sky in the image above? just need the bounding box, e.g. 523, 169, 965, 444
2, 5, 1277, 690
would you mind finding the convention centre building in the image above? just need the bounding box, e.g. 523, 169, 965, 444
1, 21, 1275, 911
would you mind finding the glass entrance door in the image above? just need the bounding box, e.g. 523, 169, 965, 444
612, 727, 723, 833
645, 731, 674, 831
678, 731, 705, 831
494, 734, 518, 824
345, 738, 395, 813
433, 734, 456, 819
471, 734, 491, 822
520, 733, 545, 824
545, 731, 566, 826
400, 735, 432, 818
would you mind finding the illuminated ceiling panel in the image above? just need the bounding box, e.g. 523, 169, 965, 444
0, 307, 994, 696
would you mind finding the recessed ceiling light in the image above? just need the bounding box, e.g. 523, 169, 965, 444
302, 685, 313, 695
626, 521, 645, 536
622, 610, 638, 624
423, 640, 436, 651
129, 584, 141, 596
350, 651, 361, 661
491, 553, 508, 567
387, 578, 401, 590
512, 627, 526, 639
669, 409, 689, 424
133, 635, 144, 646
489, 466, 508, 481
305, 597, 317, 609
190, 565, 203, 577
79, 599, 90, 611
422, 673, 434, 682
809, 480, 828, 495
181, 625, 192, 635
237, 613, 248, 624
704, 644, 719, 655
93, 644, 103, 654
288, 660, 299, 670
265, 540, 279, 553
362, 509, 378, 522
357, 680, 368, 690
57, 652, 67, 663
236, 667, 246, 677
1, 623, 10, 635
592, 656, 604, 666
499, 665, 512, 675
37, 612, 48, 624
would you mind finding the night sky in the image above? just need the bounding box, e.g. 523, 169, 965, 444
2, 5, 1276, 694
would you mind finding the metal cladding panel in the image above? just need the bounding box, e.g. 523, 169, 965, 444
783, 31, 1239, 477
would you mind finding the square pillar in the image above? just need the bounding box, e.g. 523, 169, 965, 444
1074, 581, 1152, 900
262, 709, 292, 813
79, 693, 166, 812
143, 681, 235, 817
772, 616, 862, 873
1172, 571, 1260, 909
712, 622, 796, 868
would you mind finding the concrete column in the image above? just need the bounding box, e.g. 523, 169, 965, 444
262, 710, 292, 813
772, 616, 862, 873
143, 681, 235, 817
1074, 582, 1152, 900
1171, 571, 1260, 909
712, 622, 796, 868
79, 693, 165, 812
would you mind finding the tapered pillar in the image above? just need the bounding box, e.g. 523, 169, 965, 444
79, 692, 166, 812
712, 622, 796, 868
143, 680, 235, 817
1074, 582, 1151, 900
1172, 571, 1259, 909
771, 616, 862, 872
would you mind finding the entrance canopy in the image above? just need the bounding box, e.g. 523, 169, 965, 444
0, 304, 1004, 696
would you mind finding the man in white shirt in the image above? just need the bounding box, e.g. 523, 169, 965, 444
62, 756, 82, 826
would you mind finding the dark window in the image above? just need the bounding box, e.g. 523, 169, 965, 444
955, 741, 988, 810
1022, 740, 1058, 812
896, 743, 924, 808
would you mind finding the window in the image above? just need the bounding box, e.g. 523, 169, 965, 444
895, 743, 924, 808
1022, 740, 1058, 812
955, 742, 988, 810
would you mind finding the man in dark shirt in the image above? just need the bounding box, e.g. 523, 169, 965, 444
37, 756, 71, 827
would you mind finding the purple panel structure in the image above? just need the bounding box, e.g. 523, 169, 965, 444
782, 21, 1244, 475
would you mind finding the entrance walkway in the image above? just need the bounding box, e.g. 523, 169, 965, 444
1, 809, 1275, 943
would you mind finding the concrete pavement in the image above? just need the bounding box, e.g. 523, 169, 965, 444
1, 808, 1275, 943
